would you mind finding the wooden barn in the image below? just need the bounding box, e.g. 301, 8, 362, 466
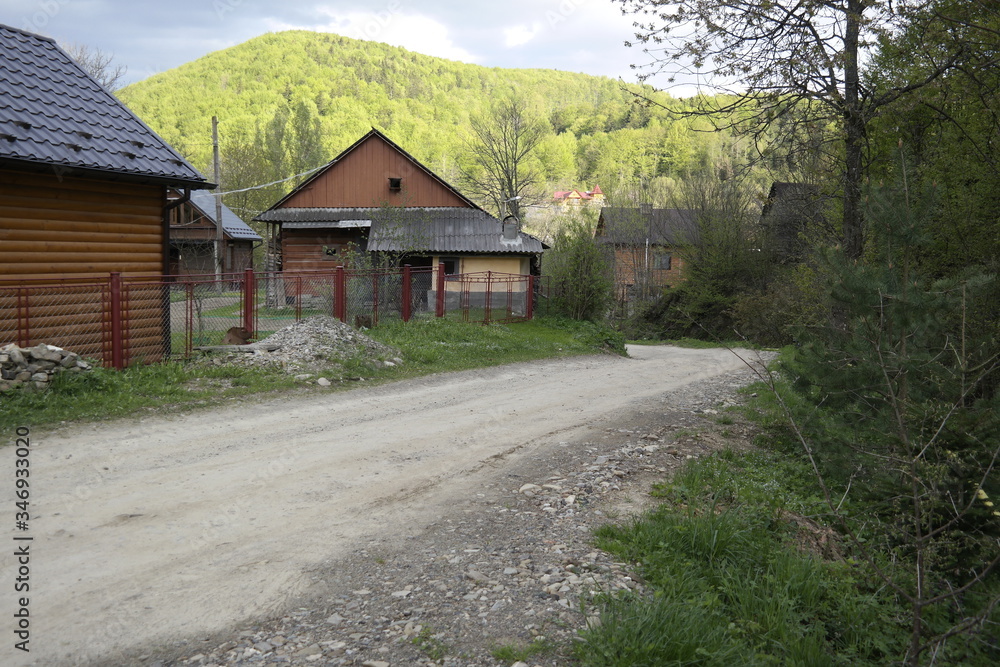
168, 189, 261, 276
0, 23, 212, 362
255, 128, 545, 280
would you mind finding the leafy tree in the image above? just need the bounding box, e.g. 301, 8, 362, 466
774, 167, 1000, 665
616, 0, 980, 260
544, 213, 614, 321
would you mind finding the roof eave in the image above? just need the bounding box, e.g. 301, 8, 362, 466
0, 156, 214, 189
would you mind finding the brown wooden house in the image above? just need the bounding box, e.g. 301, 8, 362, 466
0, 23, 212, 360
595, 206, 699, 302
256, 128, 545, 279
168, 190, 261, 276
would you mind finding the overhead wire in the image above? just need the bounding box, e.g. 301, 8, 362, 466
206, 162, 328, 197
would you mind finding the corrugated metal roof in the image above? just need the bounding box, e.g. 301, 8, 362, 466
596, 207, 700, 246
259, 207, 544, 254
368, 210, 545, 254
282, 220, 372, 229
187, 190, 262, 241
0, 23, 209, 187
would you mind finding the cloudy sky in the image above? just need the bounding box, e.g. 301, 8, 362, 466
1, 0, 676, 88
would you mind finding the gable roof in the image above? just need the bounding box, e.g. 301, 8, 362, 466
0, 23, 209, 188
596, 207, 700, 246
263, 128, 482, 212
186, 190, 262, 241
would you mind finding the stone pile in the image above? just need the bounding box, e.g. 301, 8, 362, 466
0, 343, 93, 392
198, 316, 402, 377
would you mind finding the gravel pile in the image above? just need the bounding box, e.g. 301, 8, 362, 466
198, 316, 402, 376
133, 362, 769, 667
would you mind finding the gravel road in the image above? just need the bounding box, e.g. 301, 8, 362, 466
2, 345, 771, 667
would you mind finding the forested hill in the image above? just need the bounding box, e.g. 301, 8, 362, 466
118, 30, 725, 204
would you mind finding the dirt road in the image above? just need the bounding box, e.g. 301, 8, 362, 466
2, 345, 759, 666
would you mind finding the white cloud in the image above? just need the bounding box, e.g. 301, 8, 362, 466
264, 8, 480, 64
503, 23, 541, 48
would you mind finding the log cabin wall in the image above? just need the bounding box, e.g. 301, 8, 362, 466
0, 168, 167, 279
0, 168, 170, 362
281, 228, 364, 273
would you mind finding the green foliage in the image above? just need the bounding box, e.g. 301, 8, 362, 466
774, 174, 1000, 662
730, 264, 832, 347
636, 281, 737, 341
577, 449, 905, 666
544, 215, 614, 321
116, 30, 738, 216
412, 626, 449, 661
490, 638, 554, 662
0, 362, 298, 431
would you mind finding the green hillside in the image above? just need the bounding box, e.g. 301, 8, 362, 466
118, 30, 729, 215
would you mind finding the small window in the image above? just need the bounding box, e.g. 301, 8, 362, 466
323, 244, 341, 258
653, 254, 672, 270
441, 257, 460, 277
388, 177, 402, 191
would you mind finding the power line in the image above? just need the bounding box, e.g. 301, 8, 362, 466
207, 163, 328, 197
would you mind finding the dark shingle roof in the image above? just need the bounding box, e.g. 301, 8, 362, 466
0, 23, 209, 187
188, 190, 261, 241
596, 207, 700, 246
258, 207, 545, 254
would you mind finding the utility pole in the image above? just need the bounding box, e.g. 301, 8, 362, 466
212, 116, 224, 284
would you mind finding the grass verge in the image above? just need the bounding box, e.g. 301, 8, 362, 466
575, 448, 906, 666
0, 316, 624, 432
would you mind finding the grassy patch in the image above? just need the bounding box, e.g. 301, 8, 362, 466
412, 627, 450, 661
0, 362, 299, 431
1, 316, 624, 432
491, 638, 555, 662
575, 449, 907, 666
367, 316, 625, 375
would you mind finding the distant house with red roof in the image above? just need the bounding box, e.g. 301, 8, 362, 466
553, 185, 605, 208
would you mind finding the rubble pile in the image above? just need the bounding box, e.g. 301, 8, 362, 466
197, 316, 402, 376
0, 343, 93, 392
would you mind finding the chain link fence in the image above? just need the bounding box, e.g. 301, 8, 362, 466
1, 267, 539, 368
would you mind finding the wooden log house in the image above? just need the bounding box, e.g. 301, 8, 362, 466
0, 23, 213, 363
255, 128, 546, 282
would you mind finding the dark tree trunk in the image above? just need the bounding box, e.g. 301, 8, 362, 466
843, 0, 865, 261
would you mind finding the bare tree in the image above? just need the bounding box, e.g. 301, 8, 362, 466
461, 97, 545, 221
615, 0, 970, 260
61, 42, 128, 93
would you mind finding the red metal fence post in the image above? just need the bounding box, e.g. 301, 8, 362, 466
243, 268, 255, 339
526, 275, 535, 320
402, 265, 412, 322
336, 266, 347, 323
16, 286, 29, 348
185, 281, 194, 358
371, 272, 380, 326
484, 271, 493, 324
109, 272, 124, 370
435, 263, 446, 318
